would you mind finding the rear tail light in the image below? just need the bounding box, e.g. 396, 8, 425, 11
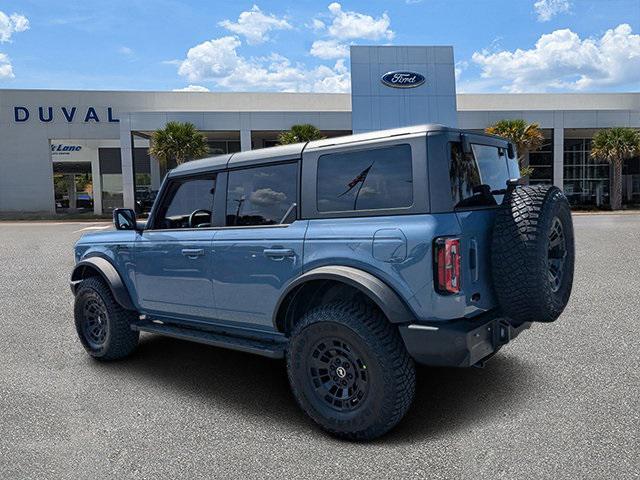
434, 237, 461, 295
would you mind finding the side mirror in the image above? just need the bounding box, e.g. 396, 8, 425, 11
113, 208, 138, 231
507, 143, 516, 159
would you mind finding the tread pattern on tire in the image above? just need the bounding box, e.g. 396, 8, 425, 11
74, 276, 139, 360
491, 185, 574, 323
287, 300, 416, 441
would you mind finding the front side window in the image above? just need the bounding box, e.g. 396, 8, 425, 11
317, 144, 413, 212
154, 175, 216, 229
226, 162, 298, 226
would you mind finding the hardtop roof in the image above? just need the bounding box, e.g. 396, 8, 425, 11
167, 124, 507, 177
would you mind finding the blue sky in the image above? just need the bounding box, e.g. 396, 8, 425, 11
0, 0, 638, 93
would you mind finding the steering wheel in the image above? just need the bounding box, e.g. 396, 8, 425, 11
188, 209, 212, 228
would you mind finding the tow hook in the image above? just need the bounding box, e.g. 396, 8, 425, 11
497, 319, 512, 346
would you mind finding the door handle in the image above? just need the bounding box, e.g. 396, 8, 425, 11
181, 248, 205, 258
263, 248, 295, 259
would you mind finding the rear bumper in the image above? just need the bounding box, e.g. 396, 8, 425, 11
399, 314, 531, 367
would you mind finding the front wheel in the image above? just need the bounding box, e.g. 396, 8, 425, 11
286, 301, 416, 441
74, 277, 139, 360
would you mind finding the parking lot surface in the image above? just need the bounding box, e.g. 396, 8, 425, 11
0, 216, 638, 479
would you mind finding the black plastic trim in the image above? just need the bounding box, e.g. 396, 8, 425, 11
399, 313, 531, 367
70, 257, 136, 311
131, 320, 286, 359
273, 265, 416, 329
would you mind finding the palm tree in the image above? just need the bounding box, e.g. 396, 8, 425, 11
277, 124, 325, 145
590, 127, 640, 210
148, 121, 209, 168
485, 119, 545, 177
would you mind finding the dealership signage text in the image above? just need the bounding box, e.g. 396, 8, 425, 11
13, 106, 119, 123
51, 144, 82, 155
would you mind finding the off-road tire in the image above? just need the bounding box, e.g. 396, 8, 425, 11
492, 185, 575, 324
74, 276, 139, 360
287, 301, 416, 441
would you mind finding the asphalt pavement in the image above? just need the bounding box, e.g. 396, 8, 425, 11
0, 216, 638, 479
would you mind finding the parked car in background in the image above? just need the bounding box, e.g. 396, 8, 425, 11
135, 187, 158, 215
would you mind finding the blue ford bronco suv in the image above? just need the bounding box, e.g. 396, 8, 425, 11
71, 125, 575, 440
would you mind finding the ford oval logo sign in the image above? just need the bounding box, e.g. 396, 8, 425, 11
381, 71, 426, 89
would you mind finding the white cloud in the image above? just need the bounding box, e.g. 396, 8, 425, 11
471, 24, 640, 92
454, 60, 468, 81
250, 188, 287, 206
178, 36, 243, 81
358, 186, 378, 197
219, 5, 291, 45
533, 0, 571, 22
325, 3, 393, 41
309, 19, 326, 32
308, 3, 393, 59
177, 35, 350, 92
118, 46, 134, 56
0, 11, 29, 43
310, 39, 349, 60
0, 52, 14, 79
173, 85, 210, 92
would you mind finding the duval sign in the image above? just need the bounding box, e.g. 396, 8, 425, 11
380, 71, 426, 89
13, 106, 119, 123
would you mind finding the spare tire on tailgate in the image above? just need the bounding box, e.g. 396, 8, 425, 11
491, 185, 575, 323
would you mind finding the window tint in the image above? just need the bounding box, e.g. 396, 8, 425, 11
226, 163, 298, 226
472, 144, 512, 204
449, 142, 482, 207
155, 175, 216, 229
317, 144, 413, 212
505, 149, 520, 180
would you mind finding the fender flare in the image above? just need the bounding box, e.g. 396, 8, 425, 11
70, 257, 136, 311
274, 265, 415, 329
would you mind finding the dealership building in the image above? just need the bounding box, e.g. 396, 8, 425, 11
1, 45, 639, 215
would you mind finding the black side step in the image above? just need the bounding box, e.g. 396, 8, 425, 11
131, 320, 287, 359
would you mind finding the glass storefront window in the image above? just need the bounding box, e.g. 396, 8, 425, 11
562, 138, 610, 207
53, 162, 94, 214
207, 140, 241, 156
101, 174, 123, 212
528, 132, 553, 185
99, 148, 124, 213
133, 148, 156, 215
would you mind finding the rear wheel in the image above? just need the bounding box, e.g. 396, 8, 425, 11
74, 277, 139, 360
287, 301, 415, 440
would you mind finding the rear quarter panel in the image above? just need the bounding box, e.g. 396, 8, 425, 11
303, 213, 476, 322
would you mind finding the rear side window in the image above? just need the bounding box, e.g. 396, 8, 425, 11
225, 162, 298, 226
472, 144, 510, 193
449, 142, 516, 209
449, 142, 482, 207
317, 144, 413, 212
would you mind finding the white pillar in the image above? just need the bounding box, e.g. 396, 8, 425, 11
553, 121, 564, 190
120, 116, 135, 209
240, 129, 252, 152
